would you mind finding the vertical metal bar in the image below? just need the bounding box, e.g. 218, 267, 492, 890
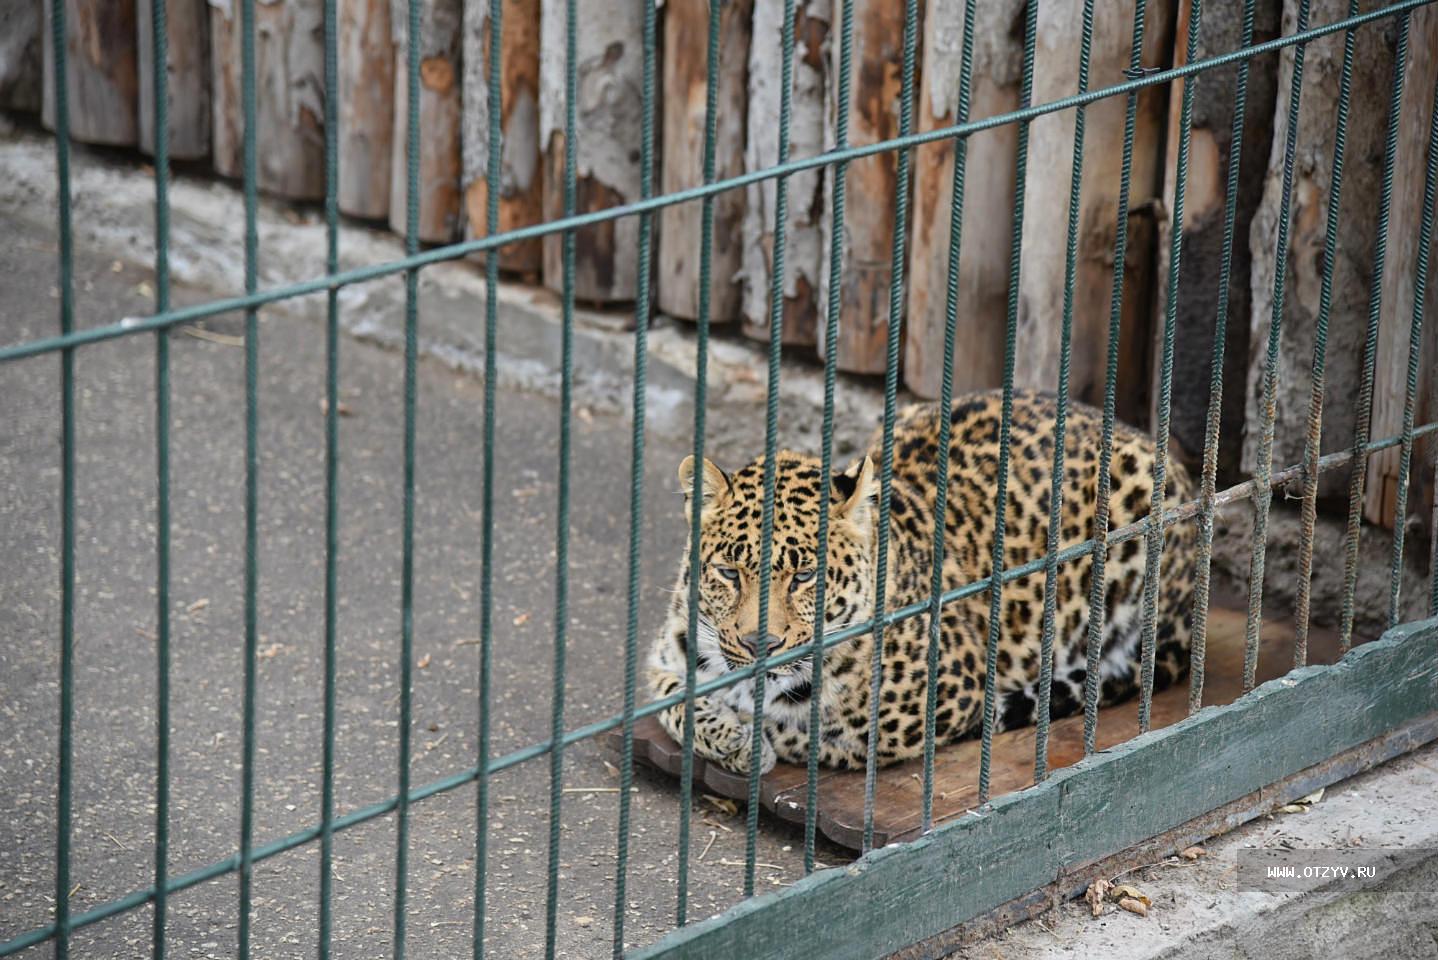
1081, 0, 1150, 755
544, 0, 578, 949
920, 0, 977, 831
1387, 58, 1438, 629
806, 0, 856, 866
612, 0, 656, 951
48, 0, 76, 954
393, 0, 422, 956
149, 0, 173, 956
1243, 0, 1312, 690
475, 0, 504, 951
678, 0, 723, 916
1339, 11, 1412, 649
745, 0, 797, 896
979, 0, 1040, 804
238, 0, 261, 952
1189, 0, 1258, 714
319, 0, 342, 954
1033, 0, 1095, 779
1139, 0, 1202, 734
862, 0, 921, 851
1293, 0, 1360, 666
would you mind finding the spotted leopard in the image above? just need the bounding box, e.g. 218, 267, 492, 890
646, 390, 1198, 775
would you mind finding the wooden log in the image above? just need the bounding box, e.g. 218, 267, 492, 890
1244, 0, 1402, 493
903, 0, 1024, 399
741, 0, 826, 344
538, 0, 648, 303
656, 0, 750, 323
461, 0, 543, 275
1364, 5, 1438, 541
211, 0, 326, 200
41, 0, 138, 147
338, 0, 394, 219
0, 0, 43, 113
815, 0, 921, 374
1015, 0, 1174, 430
1149, 0, 1281, 476
137, 0, 210, 160
390, 0, 462, 244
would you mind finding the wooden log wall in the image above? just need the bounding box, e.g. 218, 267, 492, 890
740, 0, 827, 345
1243, 0, 1405, 497
814, 0, 922, 374
338, 0, 394, 219
461, 0, 543, 275
1364, 4, 1438, 540
211, 0, 326, 200
390, 0, 463, 243
137, 0, 210, 160
42, 0, 139, 147
1016, 0, 1175, 430
538, 0, 648, 303
1150, 0, 1281, 479
0, 0, 43, 113
903, 0, 1023, 399
657, 0, 751, 324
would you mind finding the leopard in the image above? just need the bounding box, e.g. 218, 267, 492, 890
646, 390, 1198, 776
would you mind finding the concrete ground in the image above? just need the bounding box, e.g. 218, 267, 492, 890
0, 132, 860, 959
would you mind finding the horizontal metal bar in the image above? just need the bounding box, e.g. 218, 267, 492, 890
0, 0, 1429, 366
5, 416, 1431, 957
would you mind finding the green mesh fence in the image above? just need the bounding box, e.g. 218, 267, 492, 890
4, 0, 1438, 957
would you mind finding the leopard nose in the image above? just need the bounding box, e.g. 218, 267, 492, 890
739, 633, 782, 657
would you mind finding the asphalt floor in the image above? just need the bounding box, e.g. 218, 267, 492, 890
0, 218, 849, 959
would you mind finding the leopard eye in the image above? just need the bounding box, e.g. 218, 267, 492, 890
715, 565, 740, 583
791, 569, 816, 588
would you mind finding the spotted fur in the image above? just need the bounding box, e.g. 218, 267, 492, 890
646, 391, 1197, 775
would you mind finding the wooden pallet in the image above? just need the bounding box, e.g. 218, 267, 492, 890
604, 607, 1345, 851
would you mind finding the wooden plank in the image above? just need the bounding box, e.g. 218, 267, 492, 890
902, 0, 1023, 400
137, 0, 210, 160
1015, 0, 1174, 429
893, 711, 1438, 960
42, 0, 139, 147
631, 617, 1438, 960
538, 0, 648, 303
461, 0, 543, 276
656, 0, 750, 324
0, 0, 44, 113
211, 0, 326, 200
1149, 0, 1280, 471
390, 0, 463, 244
740, 0, 827, 345
337, 0, 395, 220
1243, 0, 1399, 489
1363, 4, 1438, 538
612, 606, 1340, 851
813, 0, 921, 374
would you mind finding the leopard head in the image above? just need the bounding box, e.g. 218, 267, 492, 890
676, 451, 879, 682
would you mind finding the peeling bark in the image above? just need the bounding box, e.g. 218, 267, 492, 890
137, 0, 210, 160
42, 0, 139, 147
390, 0, 463, 243
462, 0, 543, 275
338, 0, 394, 219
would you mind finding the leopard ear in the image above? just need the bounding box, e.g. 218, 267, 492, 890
833, 456, 878, 525
678, 456, 730, 514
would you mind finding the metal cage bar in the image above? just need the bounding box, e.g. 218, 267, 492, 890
1033, 0, 1095, 779
864, 0, 923, 850
920, 0, 980, 826
1080, 0, 1152, 756
805, 0, 856, 871
612, 0, 659, 952
744, 0, 799, 895
5, 2, 1438, 958
1340, 11, 1414, 650
1188, 0, 1260, 715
